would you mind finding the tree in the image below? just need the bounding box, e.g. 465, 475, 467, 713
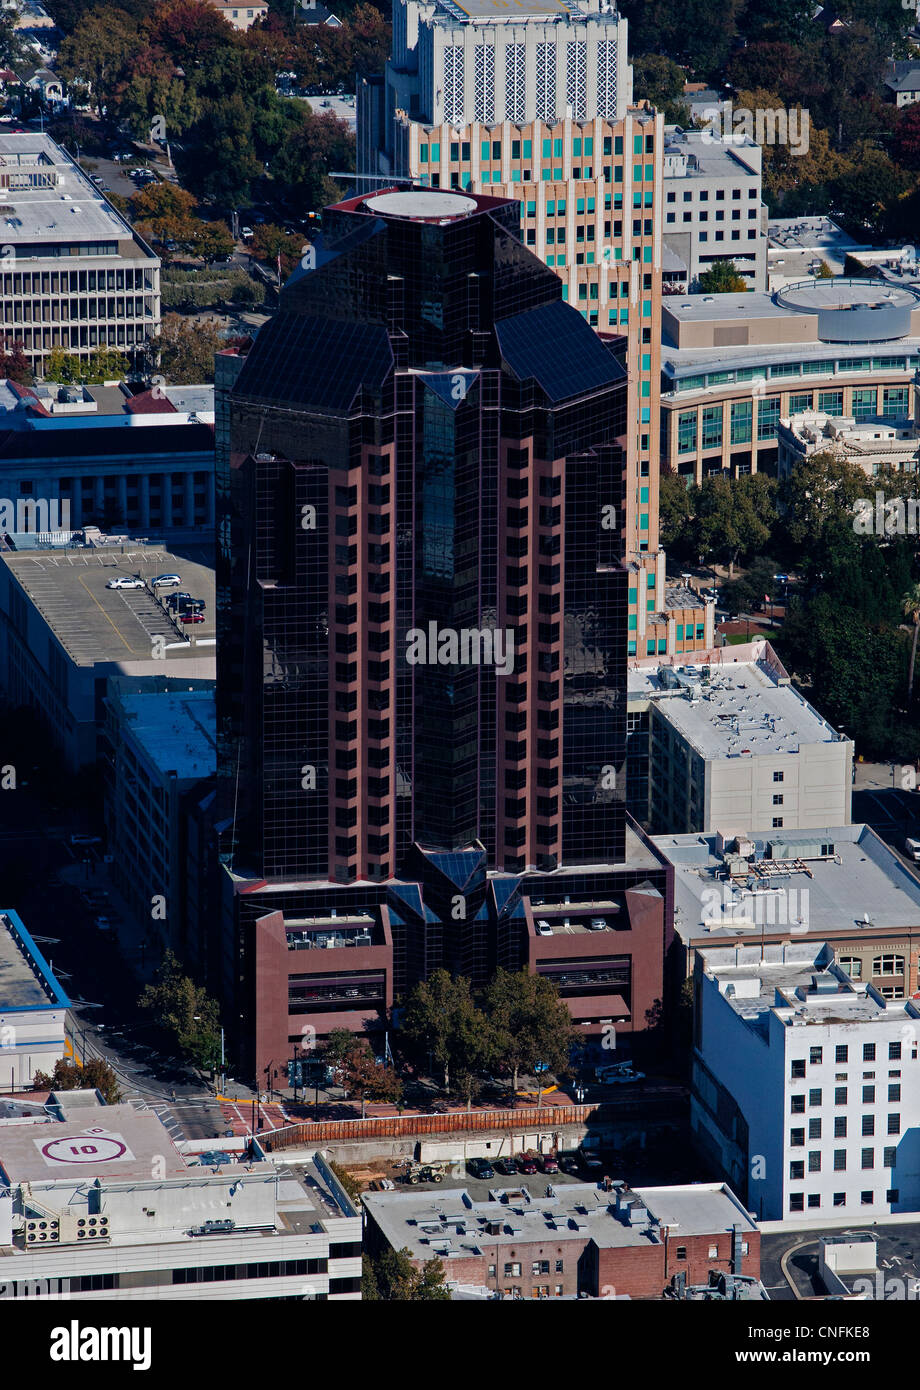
194, 220, 235, 262
362, 1247, 451, 1301
482, 968, 574, 1096
894, 103, 920, 172
631, 53, 691, 124
128, 182, 201, 246
340, 1041, 402, 1118
692, 474, 776, 575
0, 6, 28, 69
658, 470, 695, 558
270, 104, 355, 215
0, 338, 31, 385
696, 260, 748, 294
44, 346, 129, 384
33, 1056, 122, 1105
903, 584, 920, 704
323, 1027, 358, 1078
402, 969, 493, 1096
250, 223, 304, 277
137, 950, 221, 1069
780, 450, 867, 565
146, 313, 222, 383
56, 8, 140, 115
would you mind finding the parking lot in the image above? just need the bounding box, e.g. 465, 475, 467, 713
2, 547, 215, 664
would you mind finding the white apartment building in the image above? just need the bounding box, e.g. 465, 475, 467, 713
693, 941, 920, 1222
627, 643, 852, 835
0, 1091, 362, 1298
0, 134, 160, 371
662, 128, 767, 291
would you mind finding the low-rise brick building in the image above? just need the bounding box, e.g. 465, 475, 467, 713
362, 1179, 760, 1300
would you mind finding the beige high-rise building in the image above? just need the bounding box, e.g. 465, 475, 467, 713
359, 0, 713, 659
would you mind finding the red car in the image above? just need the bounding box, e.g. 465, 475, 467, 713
538, 1154, 559, 1174
517, 1154, 538, 1175
179, 611, 205, 624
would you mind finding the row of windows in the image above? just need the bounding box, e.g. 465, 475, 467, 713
420, 133, 650, 161
173, 1258, 327, 1284
676, 388, 911, 454
789, 1191, 898, 1211
793, 1041, 904, 1071
671, 361, 914, 397
666, 186, 758, 202
791, 1115, 901, 1144
792, 1086, 901, 1114
790, 1145, 900, 1176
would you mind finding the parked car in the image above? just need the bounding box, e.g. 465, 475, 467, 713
579, 1151, 604, 1176
538, 1154, 559, 1174
493, 1157, 517, 1176
241, 226, 254, 240
179, 611, 205, 624
557, 1153, 580, 1176
106, 575, 143, 589
595, 1064, 645, 1086
151, 574, 181, 588
94, 916, 112, 932
165, 591, 192, 610
89, 174, 104, 187
536, 919, 553, 936
517, 1154, 538, 1176
466, 1157, 495, 1180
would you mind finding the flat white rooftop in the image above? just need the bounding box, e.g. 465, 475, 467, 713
0, 134, 150, 252
658, 824, 920, 945
628, 655, 842, 760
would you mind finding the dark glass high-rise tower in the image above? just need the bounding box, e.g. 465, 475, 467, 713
215, 188, 670, 1084
219, 187, 627, 886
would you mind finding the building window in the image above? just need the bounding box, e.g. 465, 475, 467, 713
889, 1084, 901, 1102
888, 1114, 901, 1135
808, 1151, 821, 1172
790, 1095, 805, 1113
863, 1085, 875, 1103
861, 1149, 874, 1170
730, 399, 752, 444
504, 1263, 521, 1277
773, 794, 784, 805
884, 1147, 897, 1168
790, 1129, 805, 1147
835, 1087, 847, 1105
833, 1150, 846, 1171
833, 1193, 846, 1207
838, 957, 862, 980
773, 770, 784, 782
861, 1191, 873, 1205
809, 1048, 823, 1066
791, 1059, 806, 1079
872, 957, 903, 978
834, 1116, 847, 1138
789, 1194, 804, 1212
772, 817, 783, 828
809, 1118, 821, 1139
675, 1246, 687, 1260
789, 1161, 804, 1180
862, 1115, 875, 1136
677, 410, 697, 454
889, 1041, 902, 1060
836, 1045, 848, 1063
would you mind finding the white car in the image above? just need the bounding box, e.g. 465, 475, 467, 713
596, 1065, 645, 1086
106, 576, 144, 589
536, 920, 553, 937
151, 574, 181, 588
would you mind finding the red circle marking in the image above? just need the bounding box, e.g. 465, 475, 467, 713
41, 1135, 127, 1164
